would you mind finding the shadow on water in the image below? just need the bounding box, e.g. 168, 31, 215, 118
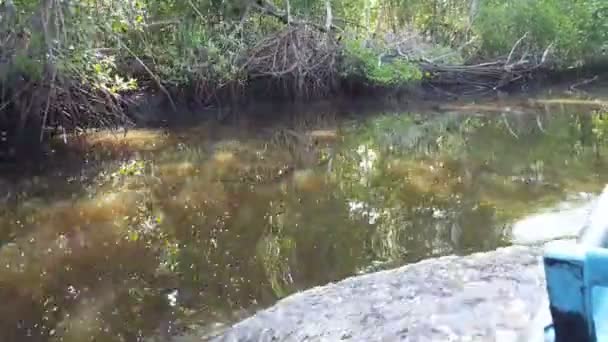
0, 86, 608, 341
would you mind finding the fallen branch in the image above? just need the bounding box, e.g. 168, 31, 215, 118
569, 75, 599, 92
418, 47, 549, 94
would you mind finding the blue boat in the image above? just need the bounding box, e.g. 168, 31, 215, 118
527, 186, 608, 342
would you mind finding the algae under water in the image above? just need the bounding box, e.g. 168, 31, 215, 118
1, 87, 608, 341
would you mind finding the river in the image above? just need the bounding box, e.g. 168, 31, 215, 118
0, 85, 607, 341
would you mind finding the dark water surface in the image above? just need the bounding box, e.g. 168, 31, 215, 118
1, 88, 607, 341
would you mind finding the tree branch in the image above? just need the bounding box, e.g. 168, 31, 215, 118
325, 0, 332, 31
506, 32, 528, 66
250, 0, 339, 32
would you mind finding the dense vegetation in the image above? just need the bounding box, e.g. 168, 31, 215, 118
0, 0, 606, 151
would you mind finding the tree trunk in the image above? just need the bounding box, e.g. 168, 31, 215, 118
325, 0, 332, 31
469, 0, 479, 24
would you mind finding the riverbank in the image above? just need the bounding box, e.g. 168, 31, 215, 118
124, 68, 608, 125
2, 70, 606, 166
1, 0, 606, 163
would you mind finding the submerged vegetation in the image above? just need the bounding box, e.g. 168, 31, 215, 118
1, 96, 608, 340
0, 0, 606, 154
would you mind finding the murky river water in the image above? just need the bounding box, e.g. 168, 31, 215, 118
1, 87, 607, 341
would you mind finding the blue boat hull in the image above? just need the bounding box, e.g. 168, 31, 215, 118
531, 186, 608, 342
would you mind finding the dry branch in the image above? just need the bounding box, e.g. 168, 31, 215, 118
243, 25, 339, 98
415, 36, 552, 94
506, 32, 528, 65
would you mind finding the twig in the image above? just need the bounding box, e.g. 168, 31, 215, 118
536, 114, 546, 133
187, 0, 205, 22
144, 19, 180, 28
240, 4, 252, 25
40, 69, 57, 142
506, 32, 528, 66
116, 37, 177, 111
502, 113, 519, 139
0, 80, 34, 113
251, 0, 337, 32
569, 75, 599, 92
540, 42, 554, 65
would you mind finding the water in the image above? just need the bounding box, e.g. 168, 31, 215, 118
1, 87, 607, 341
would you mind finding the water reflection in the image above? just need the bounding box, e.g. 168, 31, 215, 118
1, 94, 608, 341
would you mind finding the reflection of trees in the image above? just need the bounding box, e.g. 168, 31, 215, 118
0, 203, 164, 341
2, 105, 607, 341
332, 107, 608, 268
148, 142, 375, 327
257, 233, 295, 298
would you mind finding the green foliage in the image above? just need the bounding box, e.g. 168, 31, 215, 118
592, 111, 608, 142
1, 0, 606, 110
11, 54, 44, 81
149, 22, 247, 86
341, 38, 422, 87
475, 0, 607, 64
89, 56, 138, 94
